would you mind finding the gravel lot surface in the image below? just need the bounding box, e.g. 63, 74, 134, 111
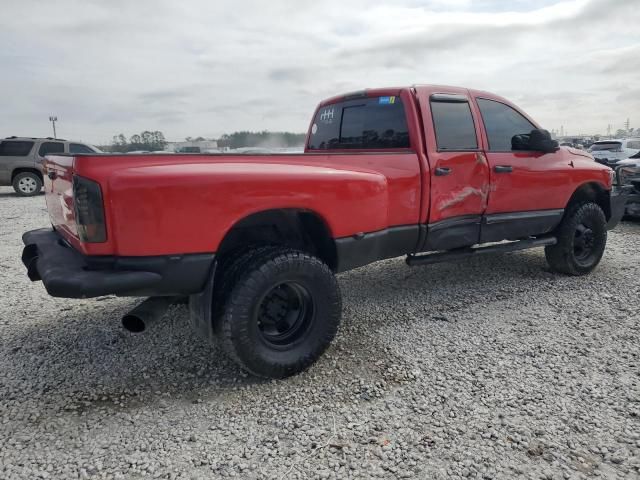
1, 185, 639, 480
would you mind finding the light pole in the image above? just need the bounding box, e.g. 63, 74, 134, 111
49, 116, 58, 139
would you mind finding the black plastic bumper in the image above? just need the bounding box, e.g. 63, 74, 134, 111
22, 228, 214, 298
607, 186, 634, 229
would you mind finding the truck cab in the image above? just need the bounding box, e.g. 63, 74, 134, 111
306, 86, 615, 256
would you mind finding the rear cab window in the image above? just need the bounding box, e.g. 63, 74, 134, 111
0, 140, 35, 156
308, 95, 410, 150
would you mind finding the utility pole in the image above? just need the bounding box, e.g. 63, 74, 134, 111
49, 116, 58, 139
625, 118, 630, 133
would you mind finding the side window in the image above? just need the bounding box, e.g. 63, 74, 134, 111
70, 143, 95, 154
38, 142, 65, 157
626, 140, 640, 150
308, 96, 410, 150
476, 98, 536, 151
0, 141, 35, 156
430, 100, 478, 150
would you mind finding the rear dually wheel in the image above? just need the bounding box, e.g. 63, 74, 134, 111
212, 247, 342, 379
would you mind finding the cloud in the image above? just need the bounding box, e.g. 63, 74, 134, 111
0, 0, 638, 143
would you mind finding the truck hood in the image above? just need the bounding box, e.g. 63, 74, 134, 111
565, 147, 594, 160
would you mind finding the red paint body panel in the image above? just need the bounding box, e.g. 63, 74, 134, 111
42, 85, 613, 258
413, 85, 491, 224
482, 149, 611, 214
46, 153, 421, 256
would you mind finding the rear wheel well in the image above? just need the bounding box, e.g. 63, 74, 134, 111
217, 209, 337, 271
12, 168, 43, 182
565, 182, 611, 221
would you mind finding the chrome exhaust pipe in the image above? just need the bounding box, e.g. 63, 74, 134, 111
122, 296, 179, 333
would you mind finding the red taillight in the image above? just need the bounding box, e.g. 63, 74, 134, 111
73, 175, 106, 243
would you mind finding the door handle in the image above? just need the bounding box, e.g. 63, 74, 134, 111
434, 167, 452, 176
494, 165, 513, 173
47, 171, 57, 180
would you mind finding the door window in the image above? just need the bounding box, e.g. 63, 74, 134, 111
0, 141, 35, 156
476, 99, 536, 151
430, 100, 478, 150
38, 142, 65, 157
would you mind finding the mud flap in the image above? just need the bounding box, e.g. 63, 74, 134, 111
188, 261, 217, 343
608, 186, 635, 229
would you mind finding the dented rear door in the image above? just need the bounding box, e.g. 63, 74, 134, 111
418, 89, 490, 250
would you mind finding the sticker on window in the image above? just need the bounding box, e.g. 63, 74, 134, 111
319, 108, 335, 124
311, 123, 318, 135
378, 96, 396, 105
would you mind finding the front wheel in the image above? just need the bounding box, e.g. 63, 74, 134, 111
213, 247, 342, 378
545, 202, 607, 275
13, 172, 43, 197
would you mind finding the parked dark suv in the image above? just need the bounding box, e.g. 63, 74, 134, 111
0, 137, 100, 196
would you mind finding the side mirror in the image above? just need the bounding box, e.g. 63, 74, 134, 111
511, 134, 530, 150
527, 128, 559, 153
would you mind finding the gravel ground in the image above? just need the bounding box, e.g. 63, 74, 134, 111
0, 185, 639, 480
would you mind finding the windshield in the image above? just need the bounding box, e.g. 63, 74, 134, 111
590, 142, 621, 152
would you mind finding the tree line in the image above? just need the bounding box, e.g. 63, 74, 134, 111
99, 130, 306, 152
105, 131, 168, 152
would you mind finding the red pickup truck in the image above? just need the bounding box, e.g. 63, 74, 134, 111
22, 85, 628, 379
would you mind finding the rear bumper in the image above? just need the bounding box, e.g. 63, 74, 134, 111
608, 185, 636, 229
22, 228, 214, 298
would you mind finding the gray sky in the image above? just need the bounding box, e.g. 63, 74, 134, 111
1, 0, 638, 144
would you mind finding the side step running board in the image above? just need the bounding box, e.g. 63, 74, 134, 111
406, 236, 557, 267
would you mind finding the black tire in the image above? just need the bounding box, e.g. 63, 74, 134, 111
12, 172, 43, 197
213, 247, 342, 378
545, 202, 607, 275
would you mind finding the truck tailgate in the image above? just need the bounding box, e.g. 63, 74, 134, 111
43, 155, 78, 243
